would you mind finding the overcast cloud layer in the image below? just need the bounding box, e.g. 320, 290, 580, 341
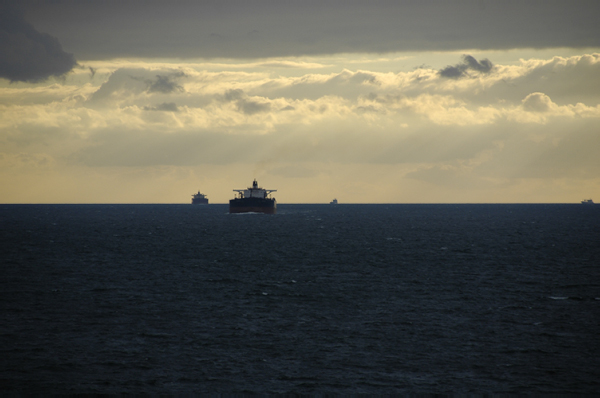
1, 1, 599, 203
21, 0, 600, 60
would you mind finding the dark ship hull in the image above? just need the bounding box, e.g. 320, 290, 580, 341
229, 197, 276, 214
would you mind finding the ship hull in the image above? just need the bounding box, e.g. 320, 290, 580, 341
191, 198, 209, 205
229, 198, 276, 214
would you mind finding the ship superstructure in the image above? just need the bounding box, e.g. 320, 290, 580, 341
191, 191, 209, 205
230, 179, 277, 214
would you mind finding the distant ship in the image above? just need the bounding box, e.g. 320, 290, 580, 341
230, 179, 277, 214
330, 198, 338, 205
191, 191, 209, 205
581, 199, 594, 205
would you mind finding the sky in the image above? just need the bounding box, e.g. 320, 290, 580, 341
1, 0, 599, 204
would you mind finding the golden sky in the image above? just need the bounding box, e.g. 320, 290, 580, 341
1, 1, 599, 203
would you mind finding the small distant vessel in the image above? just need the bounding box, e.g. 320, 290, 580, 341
191, 191, 209, 205
581, 199, 594, 205
330, 198, 338, 205
230, 179, 277, 214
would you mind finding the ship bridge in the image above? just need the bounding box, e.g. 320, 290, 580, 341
233, 179, 276, 199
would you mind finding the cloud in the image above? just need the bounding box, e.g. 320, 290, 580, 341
87, 68, 188, 105
522, 92, 552, 112
258, 61, 329, 69
21, 1, 600, 59
439, 55, 493, 79
221, 89, 272, 115
128, 72, 186, 94
0, 4, 77, 82
10, 54, 600, 129
145, 73, 185, 94
508, 54, 600, 104
143, 102, 179, 112
4, 53, 598, 181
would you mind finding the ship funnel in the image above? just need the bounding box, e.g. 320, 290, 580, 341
253, 179, 258, 188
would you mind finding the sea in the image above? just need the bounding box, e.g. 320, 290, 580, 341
1, 204, 599, 394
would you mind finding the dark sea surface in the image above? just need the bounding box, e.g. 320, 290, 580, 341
1, 204, 599, 394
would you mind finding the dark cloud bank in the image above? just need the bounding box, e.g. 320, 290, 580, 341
21, 0, 600, 60
0, 4, 77, 82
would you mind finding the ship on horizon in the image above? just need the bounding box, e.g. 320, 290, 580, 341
581, 199, 594, 205
230, 179, 277, 214
191, 191, 209, 205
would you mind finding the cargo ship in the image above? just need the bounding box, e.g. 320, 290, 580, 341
191, 191, 209, 204
230, 179, 277, 214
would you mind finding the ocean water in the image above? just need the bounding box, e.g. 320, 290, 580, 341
1, 204, 599, 394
